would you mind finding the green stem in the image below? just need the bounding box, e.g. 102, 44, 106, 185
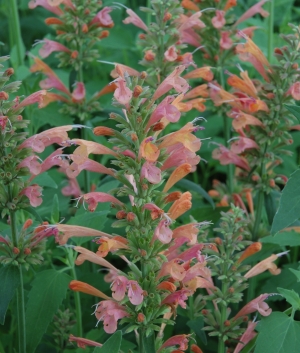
267, 0, 274, 63
17, 266, 26, 353
68, 251, 83, 337
9, 0, 24, 67
252, 189, 264, 241
218, 305, 226, 353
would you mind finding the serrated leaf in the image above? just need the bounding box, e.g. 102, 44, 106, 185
277, 288, 300, 310
285, 104, 300, 123
187, 317, 207, 344
271, 169, 300, 234
93, 331, 122, 353
261, 231, 300, 247
177, 179, 215, 208
26, 269, 71, 352
254, 312, 300, 353
0, 265, 20, 324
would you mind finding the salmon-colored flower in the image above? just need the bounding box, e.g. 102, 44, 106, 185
165, 45, 178, 61
139, 137, 160, 163
141, 161, 161, 184
162, 143, 200, 171
181, 0, 200, 11
183, 67, 213, 81
96, 236, 128, 257
183, 84, 209, 100
147, 96, 181, 129
178, 12, 205, 31
158, 334, 190, 352
29, 0, 63, 15
95, 300, 129, 333
143, 203, 164, 220
69, 335, 102, 349
168, 192, 192, 220
114, 77, 132, 105
38, 39, 70, 58
127, 280, 144, 305
123, 8, 148, 31
224, 0, 237, 11
154, 219, 173, 244
244, 251, 288, 278
230, 137, 259, 153
91, 7, 114, 28
81, 192, 123, 212
229, 109, 264, 131
212, 10, 226, 29
69, 280, 111, 299
74, 246, 119, 271
237, 242, 262, 263
286, 82, 300, 100
220, 31, 233, 50
234, 294, 272, 319
71, 139, 117, 159
66, 157, 115, 179
233, 321, 257, 353
72, 82, 85, 103
226, 70, 258, 98
235, 0, 269, 26
157, 259, 186, 281
18, 156, 41, 175
161, 289, 192, 309
212, 145, 250, 171
163, 164, 192, 192
20, 184, 43, 207
14, 90, 47, 111
157, 281, 177, 292
172, 222, 201, 245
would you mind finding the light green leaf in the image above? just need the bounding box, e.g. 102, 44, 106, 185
177, 179, 215, 208
285, 104, 300, 123
290, 268, 300, 282
271, 169, 300, 234
51, 194, 60, 223
93, 331, 122, 353
26, 269, 71, 352
0, 266, 20, 324
254, 312, 300, 353
261, 231, 300, 247
277, 288, 300, 310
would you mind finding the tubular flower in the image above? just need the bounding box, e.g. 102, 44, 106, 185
244, 252, 288, 278
38, 39, 71, 58
235, 0, 269, 26
114, 77, 133, 105
212, 145, 250, 171
81, 192, 123, 212
233, 321, 257, 353
154, 220, 173, 244
168, 192, 192, 220
161, 289, 192, 309
19, 185, 43, 207
163, 164, 192, 192
237, 243, 262, 263
96, 236, 129, 257
69, 335, 102, 349
123, 9, 148, 31
184, 67, 213, 81
234, 294, 272, 319
226, 70, 258, 98
91, 7, 114, 28
69, 280, 111, 300
158, 334, 190, 352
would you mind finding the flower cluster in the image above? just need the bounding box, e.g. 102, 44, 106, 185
48, 65, 216, 350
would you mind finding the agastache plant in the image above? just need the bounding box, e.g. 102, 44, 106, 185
48, 64, 218, 351
209, 26, 300, 240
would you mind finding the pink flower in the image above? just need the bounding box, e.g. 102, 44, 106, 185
235, 0, 269, 26
18, 156, 41, 175
229, 109, 264, 131
161, 289, 192, 309
161, 143, 200, 171
123, 9, 148, 32
39, 76, 70, 96
157, 259, 186, 281
39, 39, 70, 58
233, 321, 257, 353
14, 90, 47, 111
28, 0, 63, 15
143, 203, 164, 220
178, 12, 205, 32
72, 82, 85, 103
158, 334, 190, 352
95, 300, 129, 334
72, 139, 118, 158
82, 192, 123, 212
111, 276, 128, 301
220, 31, 233, 50
286, 82, 300, 100
212, 10, 226, 29
172, 223, 200, 245
69, 335, 102, 349
147, 96, 181, 129
154, 220, 173, 244
74, 246, 119, 271
164, 45, 178, 61
62, 177, 81, 198
230, 137, 259, 153
153, 66, 189, 100
20, 184, 43, 207
0, 116, 8, 130
91, 7, 114, 27
212, 145, 250, 171
127, 281, 144, 305
234, 294, 272, 319
141, 161, 161, 184
180, 28, 201, 47
177, 244, 204, 262
114, 77, 132, 105
66, 158, 115, 179
37, 148, 68, 176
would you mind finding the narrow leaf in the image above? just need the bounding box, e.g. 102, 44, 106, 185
271, 169, 300, 234
187, 318, 207, 344
94, 331, 122, 353
26, 269, 71, 352
0, 265, 20, 324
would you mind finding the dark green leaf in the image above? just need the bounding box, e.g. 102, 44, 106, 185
285, 104, 300, 123
290, 268, 300, 281
187, 317, 207, 344
26, 269, 71, 352
277, 288, 300, 310
51, 194, 60, 223
261, 231, 300, 247
177, 179, 215, 208
0, 266, 20, 324
271, 169, 300, 234
33, 173, 57, 189
254, 312, 300, 353
93, 331, 122, 353
264, 191, 280, 226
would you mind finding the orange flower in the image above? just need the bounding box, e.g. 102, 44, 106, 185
224, 0, 237, 11
139, 137, 160, 162
183, 67, 214, 81
157, 281, 177, 292
168, 192, 192, 220
227, 70, 258, 98
181, 0, 200, 11
69, 280, 111, 299
184, 84, 209, 100
163, 164, 192, 192
244, 251, 288, 278
96, 236, 128, 257
237, 242, 262, 263
74, 246, 119, 271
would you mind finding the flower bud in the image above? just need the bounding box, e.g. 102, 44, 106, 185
71, 51, 78, 59
127, 212, 136, 222
140, 71, 147, 80
139, 33, 146, 40
144, 50, 155, 61
292, 63, 298, 69
269, 179, 276, 188
137, 313, 145, 322
13, 247, 20, 254
100, 30, 109, 39
274, 47, 284, 55
142, 184, 148, 190
82, 23, 88, 33
133, 85, 143, 98
228, 287, 234, 294
23, 219, 33, 230
4, 68, 14, 76
237, 242, 262, 263
93, 126, 115, 136
116, 210, 127, 219
163, 12, 172, 21
24, 248, 31, 255
131, 133, 138, 141
224, 320, 231, 327
215, 237, 222, 245
152, 122, 165, 131
201, 309, 208, 315
191, 344, 203, 353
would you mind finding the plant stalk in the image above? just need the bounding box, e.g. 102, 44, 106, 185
9, 0, 24, 67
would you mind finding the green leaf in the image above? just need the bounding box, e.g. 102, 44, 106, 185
271, 169, 300, 234
277, 288, 300, 311
33, 173, 57, 189
177, 179, 215, 208
290, 268, 300, 281
26, 269, 71, 352
0, 265, 20, 324
261, 231, 300, 247
51, 194, 60, 223
254, 312, 300, 353
187, 317, 207, 344
93, 331, 122, 353
264, 191, 280, 226
285, 104, 300, 123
